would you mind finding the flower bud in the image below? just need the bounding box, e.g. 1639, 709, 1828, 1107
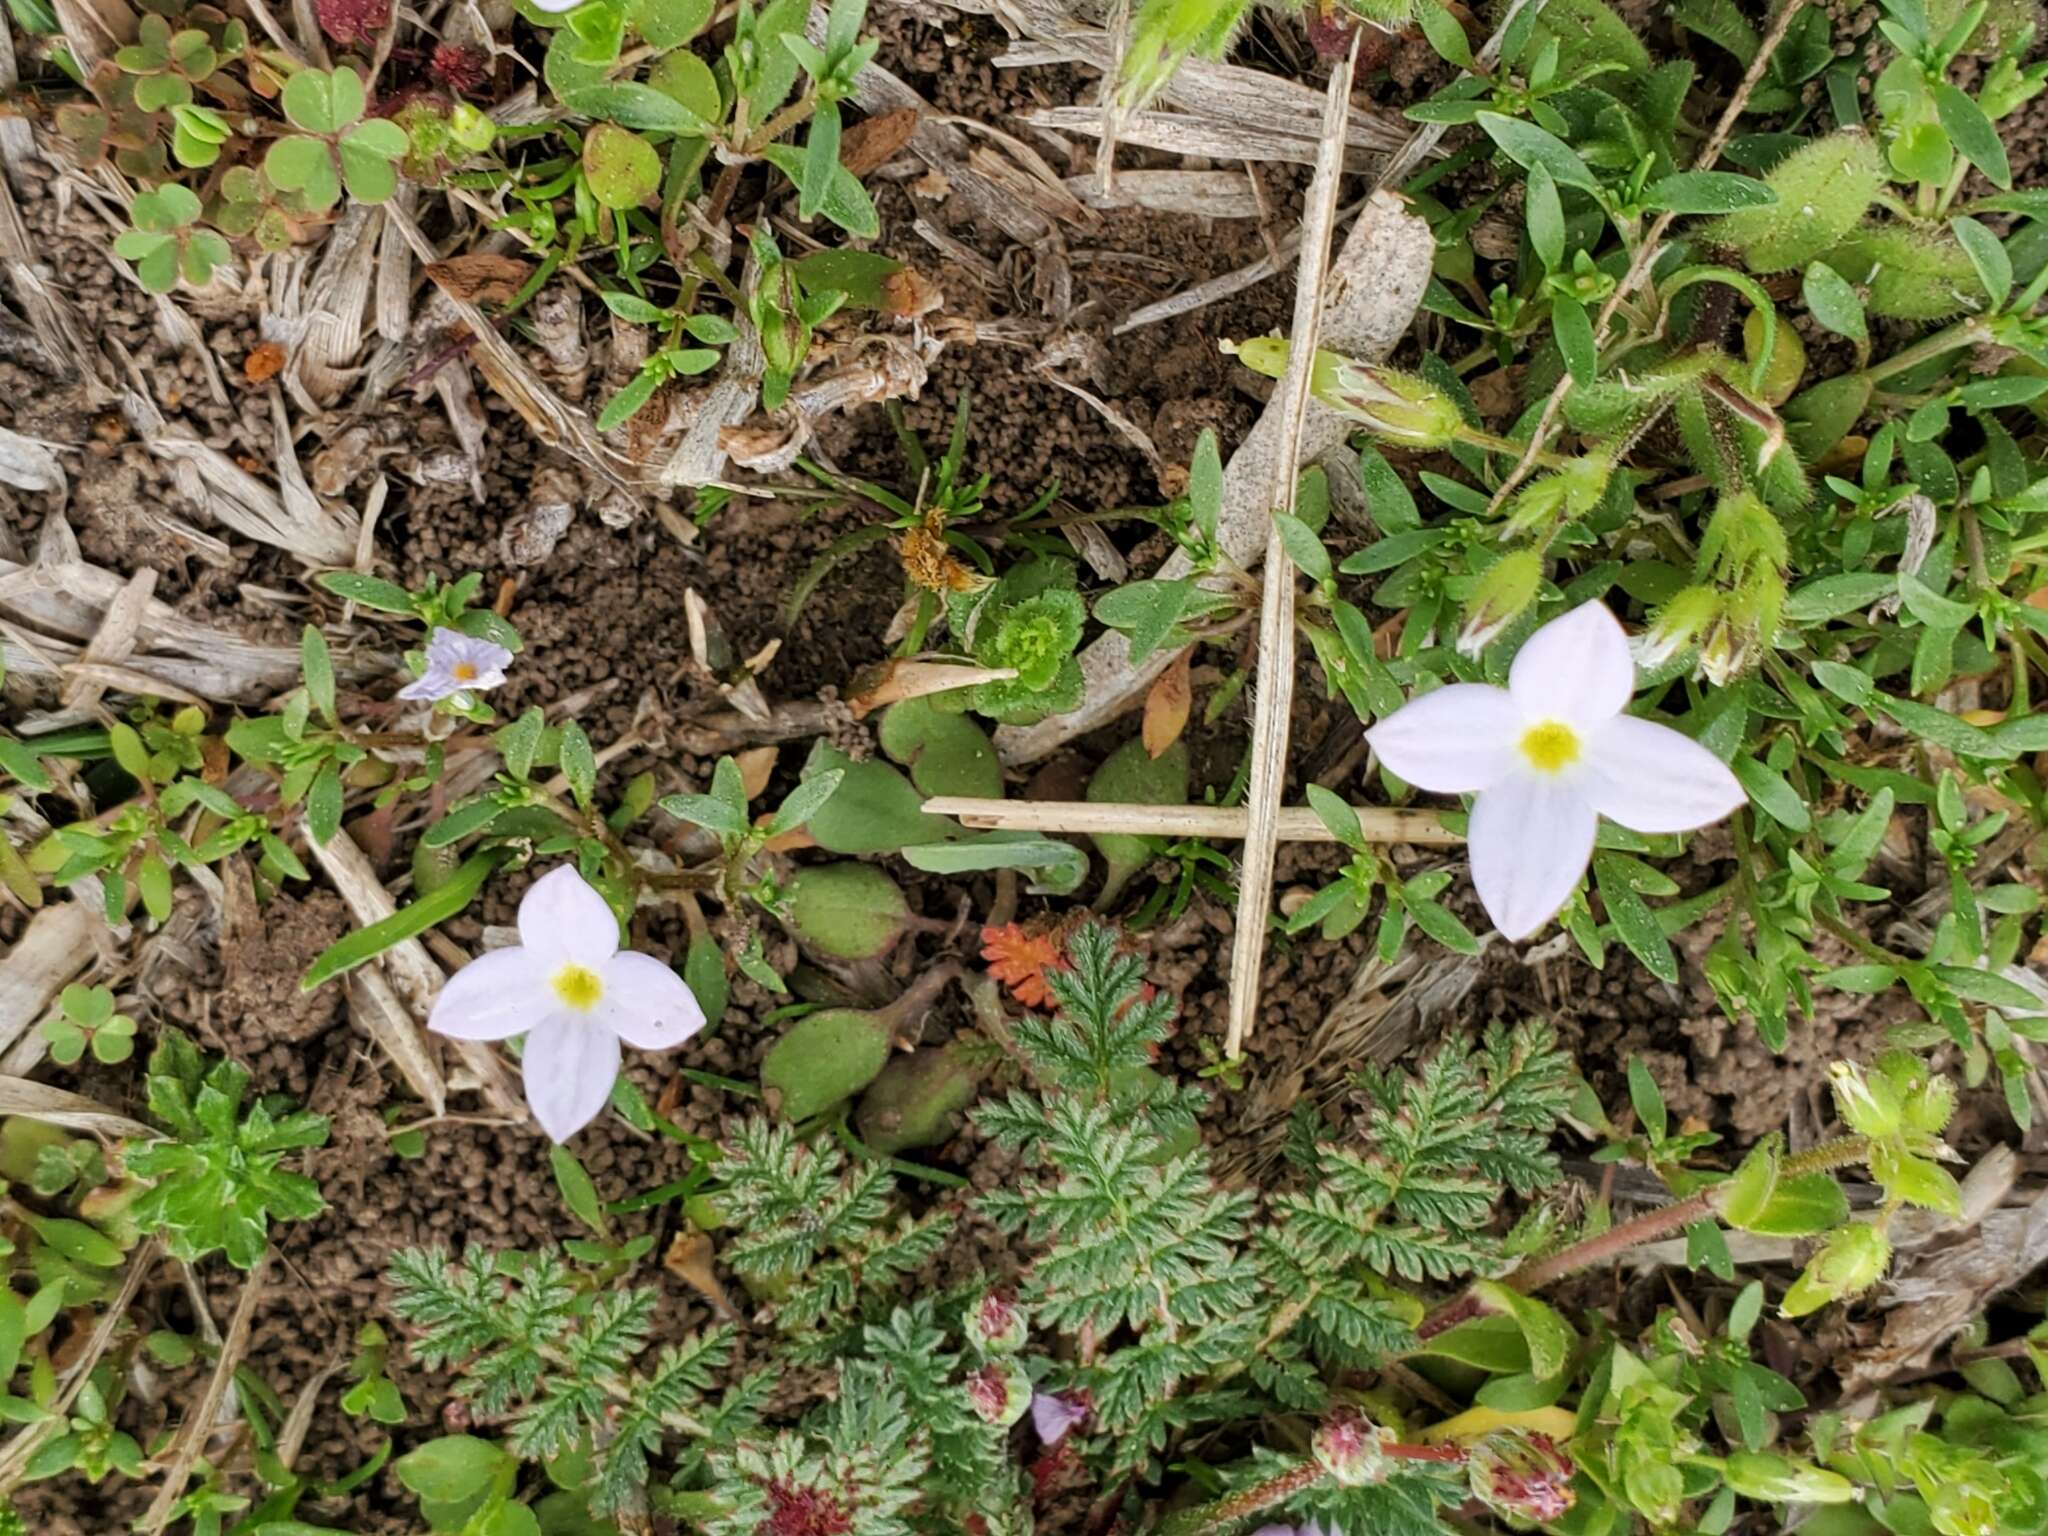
1722, 1450, 1857, 1504
1468, 1431, 1578, 1524
1457, 550, 1544, 658
1876, 1050, 1957, 1136
1322, 360, 1465, 449
1501, 453, 1614, 539
965, 1361, 1032, 1427
1869, 1140, 1963, 1217
969, 1290, 1028, 1356
1637, 587, 1722, 669
1312, 1410, 1394, 1487
1829, 1061, 1903, 1140
1781, 1221, 1891, 1317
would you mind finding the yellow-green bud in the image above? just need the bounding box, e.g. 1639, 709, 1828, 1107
1640, 586, 1723, 668
1829, 1061, 1903, 1140
1323, 359, 1465, 449
1457, 550, 1544, 658
1869, 1140, 1964, 1217
1781, 1221, 1891, 1317
1704, 132, 1884, 274
1722, 1451, 1858, 1504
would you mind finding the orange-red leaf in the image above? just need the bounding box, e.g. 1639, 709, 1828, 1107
980, 922, 1065, 1009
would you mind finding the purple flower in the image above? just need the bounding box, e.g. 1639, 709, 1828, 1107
428, 866, 705, 1141
1031, 1391, 1088, 1445
1253, 1524, 1343, 1536
399, 627, 513, 703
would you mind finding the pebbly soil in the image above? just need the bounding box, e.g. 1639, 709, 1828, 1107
3, 5, 2043, 1532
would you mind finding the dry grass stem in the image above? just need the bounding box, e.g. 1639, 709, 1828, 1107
921, 797, 1459, 845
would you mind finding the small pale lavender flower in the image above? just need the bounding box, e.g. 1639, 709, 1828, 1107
428, 866, 705, 1141
399, 627, 514, 703
1031, 1391, 1088, 1445
1253, 1524, 1343, 1536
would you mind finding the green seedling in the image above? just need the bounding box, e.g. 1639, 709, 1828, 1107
39, 984, 136, 1067
113, 184, 230, 293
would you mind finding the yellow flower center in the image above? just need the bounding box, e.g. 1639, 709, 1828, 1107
1519, 720, 1581, 775
452, 661, 479, 682
551, 963, 604, 1012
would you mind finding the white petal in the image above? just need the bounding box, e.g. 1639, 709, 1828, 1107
1580, 715, 1747, 834
397, 665, 455, 702
1508, 602, 1635, 730
1365, 684, 1521, 793
598, 951, 707, 1051
522, 1016, 622, 1142
1468, 774, 1597, 941
517, 866, 620, 969
428, 946, 549, 1040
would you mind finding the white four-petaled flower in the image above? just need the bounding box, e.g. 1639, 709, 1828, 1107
428, 866, 706, 1142
1366, 602, 1745, 941
399, 627, 514, 703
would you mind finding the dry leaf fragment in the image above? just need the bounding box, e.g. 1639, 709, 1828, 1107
735, 746, 778, 801
1144, 647, 1193, 759
243, 343, 286, 384
425, 253, 533, 306
840, 107, 920, 178
881, 267, 943, 319
663, 1229, 738, 1319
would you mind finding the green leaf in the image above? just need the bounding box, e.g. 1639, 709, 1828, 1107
1551, 293, 1596, 387
303, 852, 508, 991
318, 572, 417, 613
108, 722, 151, 781
1949, 215, 2012, 312
1274, 512, 1332, 587
768, 768, 843, 836
801, 742, 950, 852
395, 1436, 507, 1505
1627, 1057, 1667, 1141
1734, 1171, 1849, 1235
558, 722, 597, 810
561, 81, 713, 134
1526, 160, 1564, 273
658, 792, 748, 838
1417, 0, 1476, 69
1800, 261, 1867, 343
1305, 784, 1364, 850
497, 708, 545, 782
282, 66, 364, 133
549, 1146, 610, 1238
1476, 111, 1598, 191
301, 626, 337, 721
901, 831, 1087, 896
306, 760, 344, 846
684, 933, 728, 1031
1473, 1279, 1576, 1381
1643, 171, 1776, 213
633, 0, 714, 48
1932, 82, 2011, 190
1595, 854, 1678, 983
758, 144, 879, 238
582, 122, 662, 209
1733, 755, 1810, 832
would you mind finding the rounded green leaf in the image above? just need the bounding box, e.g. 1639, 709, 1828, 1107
647, 48, 721, 123
760, 1008, 892, 1121
634, 0, 715, 48
582, 122, 662, 210
265, 135, 332, 193
784, 863, 910, 960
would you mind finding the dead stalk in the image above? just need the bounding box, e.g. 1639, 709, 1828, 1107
920, 797, 1460, 847
141, 1251, 272, 1532
1226, 35, 1359, 1062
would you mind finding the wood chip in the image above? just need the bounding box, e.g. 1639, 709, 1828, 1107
839, 107, 921, 178
426, 252, 535, 306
